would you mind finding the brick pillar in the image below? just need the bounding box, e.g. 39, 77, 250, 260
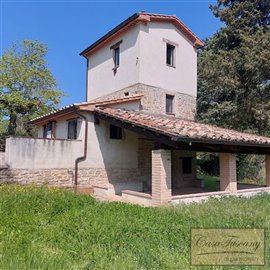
265, 155, 270, 187
219, 153, 237, 194
152, 149, 172, 206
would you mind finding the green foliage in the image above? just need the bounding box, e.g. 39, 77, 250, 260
0, 185, 270, 269
237, 154, 265, 182
197, 153, 220, 176
197, 0, 270, 134
198, 153, 265, 183
0, 40, 64, 135
197, 0, 270, 181
198, 174, 219, 190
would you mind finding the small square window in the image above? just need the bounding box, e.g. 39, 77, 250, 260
110, 124, 122, 139
166, 44, 175, 67
182, 157, 193, 174
166, 94, 174, 113
68, 120, 77, 139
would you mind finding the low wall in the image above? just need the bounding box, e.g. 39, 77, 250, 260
122, 190, 152, 206
237, 187, 270, 197
5, 137, 83, 169
170, 191, 230, 204
0, 167, 139, 187
0, 137, 140, 187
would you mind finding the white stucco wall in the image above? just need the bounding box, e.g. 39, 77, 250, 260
8, 112, 138, 170
86, 21, 197, 100
37, 128, 43, 138
87, 25, 141, 100
5, 137, 84, 169
37, 116, 83, 140
139, 22, 197, 97
80, 113, 138, 168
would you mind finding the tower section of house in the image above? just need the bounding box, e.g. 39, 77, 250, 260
80, 12, 204, 120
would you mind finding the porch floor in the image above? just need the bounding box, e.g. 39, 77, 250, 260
172, 183, 265, 196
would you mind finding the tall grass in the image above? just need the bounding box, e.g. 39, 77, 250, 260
0, 184, 269, 269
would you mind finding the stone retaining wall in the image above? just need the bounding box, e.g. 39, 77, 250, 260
0, 167, 139, 187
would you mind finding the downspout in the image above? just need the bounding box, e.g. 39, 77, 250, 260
74, 111, 88, 187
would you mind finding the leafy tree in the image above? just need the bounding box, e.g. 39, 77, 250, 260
0, 40, 63, 135
197, 0, 270, 134
197, 0, 270, 180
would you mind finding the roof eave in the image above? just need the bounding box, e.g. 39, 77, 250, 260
171, 136, 270, 149
30, 106, 80, 126
94, 108, 270, 153
79, 12, 141, 57
80, 12, 204, 57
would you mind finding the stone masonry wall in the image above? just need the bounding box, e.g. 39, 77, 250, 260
93, 83, 196, 120
0, 167, 139, 187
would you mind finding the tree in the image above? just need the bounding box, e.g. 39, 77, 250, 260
197, 0, 270, 180
197, 0, 270, 135
0, 40, 64, 135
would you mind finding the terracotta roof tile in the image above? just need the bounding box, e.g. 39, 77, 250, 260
30, 94, 142, 124
95, 107, 270, 146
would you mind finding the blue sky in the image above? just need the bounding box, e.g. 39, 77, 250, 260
1, 0, 222, 107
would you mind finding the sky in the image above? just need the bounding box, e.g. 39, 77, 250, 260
1, 0, 223, 107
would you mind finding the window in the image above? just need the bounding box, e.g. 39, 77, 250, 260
182, 157, 193, 174
166, 43, 175, 67
110, 40, 122, 71
113, 46, 120, 68
110, 124, 122, 139
68, 120, 77, 139
166, 94, 174, 113
43, 122, 55, 138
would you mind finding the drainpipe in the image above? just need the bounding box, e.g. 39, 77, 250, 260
74, 111, 88, 188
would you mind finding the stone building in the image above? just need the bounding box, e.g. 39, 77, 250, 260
2, 12, 270, 206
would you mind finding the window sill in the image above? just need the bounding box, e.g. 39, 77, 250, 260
166, 112, 175, 116
112, 66, 119, 72
166, 64, 176, 69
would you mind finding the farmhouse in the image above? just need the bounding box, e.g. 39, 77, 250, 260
2, 12, 270, 206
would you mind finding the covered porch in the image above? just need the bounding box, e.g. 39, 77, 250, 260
93, 107, 270, 206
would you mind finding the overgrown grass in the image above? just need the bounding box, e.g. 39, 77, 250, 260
198, 174, 218, 190
0, 185, 270, 269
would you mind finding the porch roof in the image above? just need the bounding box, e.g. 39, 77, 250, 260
94, 107, 270, 154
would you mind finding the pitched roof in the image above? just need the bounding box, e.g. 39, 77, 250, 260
94, 107, 270, 147
30, 94, 143, 125
80, 12, 204, 57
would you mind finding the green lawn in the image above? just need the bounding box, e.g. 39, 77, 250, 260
197, 175, 219, 190
0, 185, 270, 269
